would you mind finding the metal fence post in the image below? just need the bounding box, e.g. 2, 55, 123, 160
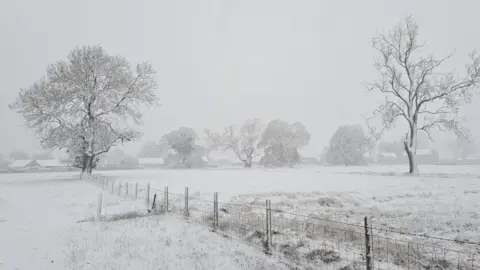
164, 186, 169, 212
117, 180, 121, 196
364, 216, 373, 270
111, 181, 114, 194
146, 183, 150, 206
125, 182, 129, 197
135, 182, 138, 199
185, 187, 189, 217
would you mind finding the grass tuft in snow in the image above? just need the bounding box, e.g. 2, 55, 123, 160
304, 249, 341, 264
338, 261, 364, 270
278, 243, 301, 262
106, 211, 146, 222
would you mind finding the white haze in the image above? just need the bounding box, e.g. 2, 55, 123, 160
1, 0, 479, 157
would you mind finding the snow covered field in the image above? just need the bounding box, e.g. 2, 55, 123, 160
0, 173, 286, 269
1, 164, 479, 269
98, 164, 480, 266
98, 164, 480, 239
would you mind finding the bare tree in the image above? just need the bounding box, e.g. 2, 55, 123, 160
365, 16, 480, 173
205, 118, 263, 168
10, 45, 158, 175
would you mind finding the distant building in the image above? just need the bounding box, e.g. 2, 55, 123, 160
9, 160, 41, 170
300, 156, 320, 165
401, 148, 439, 163
138, 158, 164, 168
377, 152, 398, 163
465, 153, 480, 161
36, 159, 67, 169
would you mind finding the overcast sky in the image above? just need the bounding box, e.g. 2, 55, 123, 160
1, 0, 479, 157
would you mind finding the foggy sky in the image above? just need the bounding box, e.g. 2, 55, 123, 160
1, 0, 479, 157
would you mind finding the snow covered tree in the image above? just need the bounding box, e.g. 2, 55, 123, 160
10, 45, 158, 175
258, 120, 310, 167
325, 125, 371, 166
365, 16, 480, 173
205, 118, 263, 168
161, 127, 205, 167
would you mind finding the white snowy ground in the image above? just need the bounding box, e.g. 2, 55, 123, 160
97, 165, 480, 252
1, 164, 479, 269
0, 173, 287, 270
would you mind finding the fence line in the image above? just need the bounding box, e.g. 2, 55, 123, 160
84, 174, 479, 270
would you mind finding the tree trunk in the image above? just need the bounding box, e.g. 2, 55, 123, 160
404, 128, 418, 174
84, 155, 94, 174
244, 159, 252, 168
404, 143, 416, 173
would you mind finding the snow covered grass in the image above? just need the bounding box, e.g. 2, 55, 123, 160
0, 173, 288, 269
98, 165, 480, 243
95, 165, 480, 268
1, 164, 479, 269
67, 215, 288, 270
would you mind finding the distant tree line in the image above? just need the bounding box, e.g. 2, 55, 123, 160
8, 16, 480, 174
138, 119, 311, 169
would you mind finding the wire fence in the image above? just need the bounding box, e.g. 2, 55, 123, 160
84, 174, 480, 270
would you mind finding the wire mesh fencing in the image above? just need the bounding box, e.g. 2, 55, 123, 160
370, 227, 478, 270
84, 175, 480, 270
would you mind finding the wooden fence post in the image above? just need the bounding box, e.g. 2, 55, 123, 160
265, 200, 272, 253
111, 181, 114, 194
146, 183, 150, 206
125, 182, 129, 197
97, 192, 103, 220
135, 182, 138, 199
364, 216, 373, 270
216, 193, 219, 229
117, 180, 121, 196
152, 193, 157, 212
213, 192, 219, 230
184, 187, 189, 217
164, 186, 169, 212
268, 200, 272, 250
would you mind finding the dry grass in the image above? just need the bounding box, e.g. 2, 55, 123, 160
181, 195, 478, 270
66, 214, 288, 270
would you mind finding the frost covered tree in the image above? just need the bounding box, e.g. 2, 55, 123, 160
258, 120, 310, 167
325, 125, 371, 166
205, 118, 263, 168
365, 16, 480, 173
161, 127, 206, 167
10, 45, 158, 175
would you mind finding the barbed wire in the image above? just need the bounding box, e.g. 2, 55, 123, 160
84, 174, 480, 269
